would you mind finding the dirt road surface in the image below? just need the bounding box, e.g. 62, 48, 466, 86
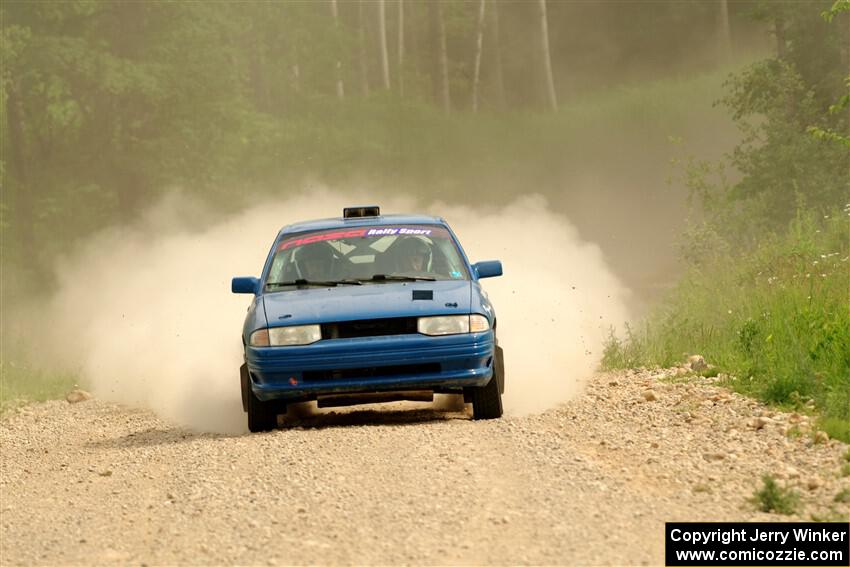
2, 369, 848, 566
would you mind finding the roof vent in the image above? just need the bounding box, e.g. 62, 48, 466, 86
343, 205, 380, 219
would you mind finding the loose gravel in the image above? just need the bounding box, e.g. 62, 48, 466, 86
2, 369, 848, 566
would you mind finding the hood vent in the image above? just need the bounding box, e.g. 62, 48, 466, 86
412, 290, 433, 301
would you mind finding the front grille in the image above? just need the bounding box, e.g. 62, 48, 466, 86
321, 317, 418, 339
303, 363, 440, 382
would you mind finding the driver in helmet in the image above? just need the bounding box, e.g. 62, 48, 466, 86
297, 243, 335, 280
396, 237, 431, 274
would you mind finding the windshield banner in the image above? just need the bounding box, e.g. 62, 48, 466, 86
279, 226, 444, 250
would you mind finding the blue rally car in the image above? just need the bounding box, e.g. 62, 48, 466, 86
232, 206, 505, 431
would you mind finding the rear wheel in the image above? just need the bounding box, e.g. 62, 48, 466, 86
471, 351, 504, 420
247, 389, 278, 432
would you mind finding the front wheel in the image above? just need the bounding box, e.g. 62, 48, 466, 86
471, 352, 504, 420
240, 363, 250, 412
247, 389, 278, 432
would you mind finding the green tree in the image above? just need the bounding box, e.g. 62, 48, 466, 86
808, 0, 850, 148
703, 0, 849, 238
1, 2, 271, 270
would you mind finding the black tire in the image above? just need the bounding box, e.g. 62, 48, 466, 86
247, 388, 278, 432
240, 363, 250, 412
494, 345, 505, 394
471, 367, 503, 420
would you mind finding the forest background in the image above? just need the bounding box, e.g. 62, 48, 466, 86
2, 1, 848, 438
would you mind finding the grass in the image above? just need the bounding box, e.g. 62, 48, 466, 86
751, 475, 800, 515
811, 508, 850, 523
0, 353, 81, 414
603, 207, 850, 442
785, 426, 803, 439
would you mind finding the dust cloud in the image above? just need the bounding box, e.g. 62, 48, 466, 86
435, 196, 630, 413
42, 188, 630, 433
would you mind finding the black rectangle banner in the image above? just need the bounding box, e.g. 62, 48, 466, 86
666, 522, 849, 566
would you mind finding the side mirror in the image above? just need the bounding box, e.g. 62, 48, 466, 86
473, 260, 503, 279
232, 276, 260, 294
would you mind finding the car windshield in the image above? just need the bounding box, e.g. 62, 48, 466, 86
265, 224, 469, 289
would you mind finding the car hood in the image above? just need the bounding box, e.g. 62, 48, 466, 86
261, 280, 472, 327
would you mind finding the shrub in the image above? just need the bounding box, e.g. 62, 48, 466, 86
751, 475, 800, 515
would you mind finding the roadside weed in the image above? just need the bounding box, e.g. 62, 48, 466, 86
751, 475, 800, 515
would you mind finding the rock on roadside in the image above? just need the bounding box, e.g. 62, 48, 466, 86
65, 390, 93, 404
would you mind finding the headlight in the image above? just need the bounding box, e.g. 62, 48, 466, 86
417, 315, 490, 336
249, 325, 321, 347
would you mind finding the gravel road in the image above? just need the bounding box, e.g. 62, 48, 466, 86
2, 368, 848, 566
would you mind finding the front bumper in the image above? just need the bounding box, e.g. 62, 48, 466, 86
246, 331, 495, 402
